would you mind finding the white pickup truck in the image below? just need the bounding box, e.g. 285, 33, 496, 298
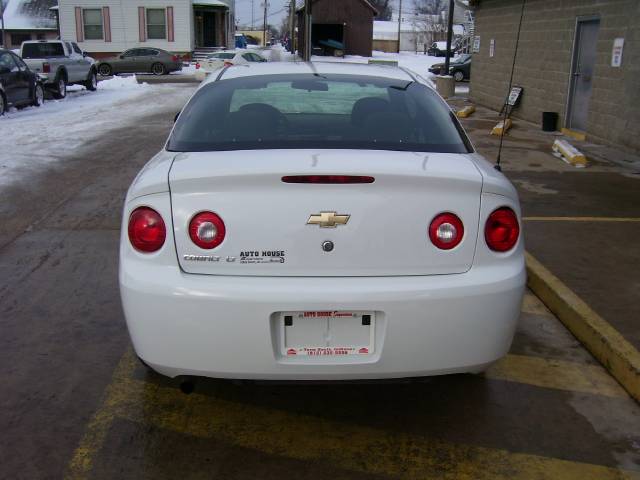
20, 40, 97, 99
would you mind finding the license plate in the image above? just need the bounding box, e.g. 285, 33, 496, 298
279, 311, 375, 357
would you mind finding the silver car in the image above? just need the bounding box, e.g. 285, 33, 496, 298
97, 48, 182, 76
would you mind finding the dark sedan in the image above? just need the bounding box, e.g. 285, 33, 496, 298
428, 54, 472, 82
96, 48, 182, 76
0, 49, 44, 115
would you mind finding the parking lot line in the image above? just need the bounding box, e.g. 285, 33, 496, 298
65, 345, 635, 479
523, 217, 640, 222
111, 376, 639, 480
65, 349, 138, 480
486, 354, 627, 398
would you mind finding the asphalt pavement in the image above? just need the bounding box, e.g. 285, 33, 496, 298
1, 88, 639, 479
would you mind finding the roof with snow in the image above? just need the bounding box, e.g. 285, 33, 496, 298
0, 0, 58, 30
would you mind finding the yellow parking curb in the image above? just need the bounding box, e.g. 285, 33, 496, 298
552, 139, 588, 167
526, 252, 640, 403
561, 127, 587, 141
491, 118, 512, 136
456, 105, 476, 118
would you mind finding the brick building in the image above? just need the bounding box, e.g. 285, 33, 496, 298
469, 0, 640, 152
297, 0, 377, 57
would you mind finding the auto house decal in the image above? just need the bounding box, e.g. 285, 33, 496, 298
239, 250, 286, 264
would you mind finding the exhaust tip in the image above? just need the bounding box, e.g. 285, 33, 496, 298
180, 380, 195, 395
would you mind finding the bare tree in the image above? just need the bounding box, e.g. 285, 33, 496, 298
413, 0, 448, 16
412, 0, 449, 52
369, 0, 393, 21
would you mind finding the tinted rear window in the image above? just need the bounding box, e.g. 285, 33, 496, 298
209, 53, 235, 59
168, 73, 472, 154
21, 43, 65, 59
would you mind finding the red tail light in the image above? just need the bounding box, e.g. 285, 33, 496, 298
282, 175, 375, 184
189, 211, 226, 249
485, 207, 519, 252
128, 207, 166, 253
429, 212, 464, 250
172, 55, 179, 62
195, 62, 201, 69
42, 62, 51, 73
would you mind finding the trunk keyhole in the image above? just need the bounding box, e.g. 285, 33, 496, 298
322, 241, 334, 252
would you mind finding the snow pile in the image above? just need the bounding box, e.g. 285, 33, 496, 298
173, 63, 197, 75
0, 81, 194, 189
97, 75, 149, 91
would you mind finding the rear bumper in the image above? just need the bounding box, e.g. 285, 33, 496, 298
120, 258, 526, 380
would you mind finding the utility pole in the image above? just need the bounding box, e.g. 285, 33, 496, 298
444, 0, 455, 73
397, 0, 402, 54
1, 0, 5, 49
289, 0, 295, 54
262, 1, 268, 46
251, 0, 255, 30
303, 0, 312, 61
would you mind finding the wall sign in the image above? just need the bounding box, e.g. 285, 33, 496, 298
507, 86, 523, 106
472, 36, 481, 53
489, 38, 495, 57
611, 38, 624, 67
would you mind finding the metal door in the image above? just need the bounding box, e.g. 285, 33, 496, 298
566, 18, 599, 131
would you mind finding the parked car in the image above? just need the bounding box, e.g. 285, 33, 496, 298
0, 49, 45, 115
427, 41, 449, 57
20, 40, 97, 99
428, 54, 472, 81
195, 50, 267, 80
120, 62, 525, 381
199, 50, 267, 71
96, 48, 183, 77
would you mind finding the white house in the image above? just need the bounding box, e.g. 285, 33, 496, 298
57, 0, 235, 59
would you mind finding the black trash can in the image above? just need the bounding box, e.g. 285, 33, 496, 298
542, 112, 558, 132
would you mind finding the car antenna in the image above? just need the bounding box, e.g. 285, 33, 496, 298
495, 0, 527, 172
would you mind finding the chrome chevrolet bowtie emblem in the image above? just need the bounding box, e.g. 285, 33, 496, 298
307, 211, 350, 228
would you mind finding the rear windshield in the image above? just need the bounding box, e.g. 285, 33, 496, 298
168, 73, 472, 153
21, 42, 65, 59
209, 53, 235, 59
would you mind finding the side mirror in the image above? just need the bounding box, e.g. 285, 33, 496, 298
83, 52, 88, 57
119, 55, 125, 59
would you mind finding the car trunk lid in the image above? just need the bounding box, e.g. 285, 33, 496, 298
169, 150, 482, 277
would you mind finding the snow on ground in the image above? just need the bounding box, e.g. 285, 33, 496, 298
0, 76, 194, 189
172, 63, 198, 75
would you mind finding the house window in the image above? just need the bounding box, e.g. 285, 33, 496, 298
11, 33, 31, 47
146, 9, 167, 40
83, 9, 104, 40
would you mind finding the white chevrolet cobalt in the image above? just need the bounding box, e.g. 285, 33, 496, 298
120, 62, 525, 380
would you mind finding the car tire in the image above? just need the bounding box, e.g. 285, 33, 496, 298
52, 75, 67, 100
453, 70, 464, 82
98, 63, 112, 77
0, 92, 6, 115
151, 62, 166, 76
85, 69, 98, 91
32, 83, 45, 107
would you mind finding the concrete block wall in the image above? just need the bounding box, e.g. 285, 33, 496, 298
470, 0, 640, 153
